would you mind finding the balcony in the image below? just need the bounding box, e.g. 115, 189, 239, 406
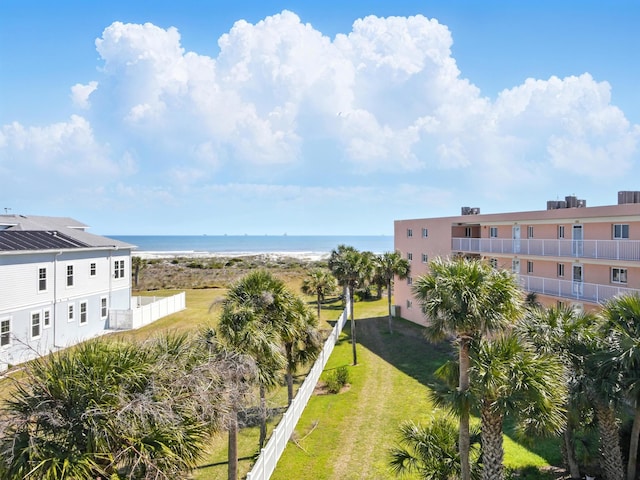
519, 275, 640, 305
452, 237, 640, 262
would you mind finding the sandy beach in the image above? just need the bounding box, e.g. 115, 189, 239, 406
134, 250, 330, 262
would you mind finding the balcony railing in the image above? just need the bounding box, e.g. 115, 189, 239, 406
452, 237, 640, 262
519, 275, 639, 304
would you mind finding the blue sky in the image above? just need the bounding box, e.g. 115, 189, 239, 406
1, 1, 639, 235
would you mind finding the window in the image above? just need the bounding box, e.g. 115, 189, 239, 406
90, 263, 96, 276
407, 252, 413, 261
80, 302, 88, 324
557, 263, 565, 277
489, 258, 498, 268
114, 260, 125, 279
66, 265, 74, 287
38, 268, 47, 291
43, 309, 51, 328
528, 226, 534, 238
1, 319, 10, 347
558, 225, 565, 239
612, 268, 628, 284
421, 228, 428, 238
407, 228, 413, 238
101, 297, 108, 318
613, 224, 630, 239
406, 300, 413, 309
31, 312, 41, 339
68, 304, 74, 322
421, 253, 428, 263
527, 261, 534, 274
489, 227, 498, 238
465, 227, 472, 237
407, 277, 413, 285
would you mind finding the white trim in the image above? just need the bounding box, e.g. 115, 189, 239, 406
0, 317, 11, 348
66, 264, 74, 288
100, 296, 108, 319
37, 265, 48, 293
613, 223, 630, 240
43, 308, 52, 329
30, 310, 41, 339
79, 301, 88, 325
612, 267, 628, 284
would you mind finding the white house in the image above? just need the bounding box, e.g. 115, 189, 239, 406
0, 215, 135, 371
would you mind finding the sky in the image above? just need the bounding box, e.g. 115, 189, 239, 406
1, 1, 639, 236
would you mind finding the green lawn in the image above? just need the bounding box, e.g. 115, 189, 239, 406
2, 288, 563, 479
188, 295, 562, 479
276, 297, 562, 479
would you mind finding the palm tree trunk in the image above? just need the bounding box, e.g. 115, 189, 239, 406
563, 421, 581, 479
316, 292, 321, 320
349, 285, 357, 366
459, 338, 471, 480
259, 383, 267, 449
481, 404, 505, 480
594, 401, 625, 480
228, 410, 238, 480
387, 280, 393, 334
285, 350, 293, 406
627, 406, 640, 480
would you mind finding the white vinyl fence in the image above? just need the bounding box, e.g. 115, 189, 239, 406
246, 297, 350, 480
109, 292, 186, 330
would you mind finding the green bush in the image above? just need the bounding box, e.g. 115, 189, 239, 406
326, 365, 350, 394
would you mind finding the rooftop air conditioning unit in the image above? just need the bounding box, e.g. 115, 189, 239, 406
576, 199, 586, 208
470, 207, 480, 215
461, 206, 471, 215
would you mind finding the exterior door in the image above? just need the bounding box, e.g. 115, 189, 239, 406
572, 224, 583, 256
572, 264, 583, 296
512, 258, 520, 276
512, 225, 521, 253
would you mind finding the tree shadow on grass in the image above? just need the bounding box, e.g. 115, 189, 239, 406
355, 315, 563, 468
355, 315, 452, 387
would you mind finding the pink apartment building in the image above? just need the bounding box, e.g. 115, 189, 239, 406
394, 192, 640, 326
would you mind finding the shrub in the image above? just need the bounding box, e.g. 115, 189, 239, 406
326, 365, 350, 394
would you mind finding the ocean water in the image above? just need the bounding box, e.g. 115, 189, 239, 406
110, 235, 394, 256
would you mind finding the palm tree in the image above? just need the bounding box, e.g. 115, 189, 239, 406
601, 293, 640, 480
0, 334, 229, 479
216, 270, 288, 454
282, 297, 323, 405
132, 255, 143, 288
389, 416, 481, 480
301, 268, 338, 320
520, 305, 601, 479
328, 245, 372, 365
412, 257, 522, 480
471, 334, 566, 480
374, 251, 410, 334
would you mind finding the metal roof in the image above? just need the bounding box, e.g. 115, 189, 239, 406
0, 215, 134, 249
0, 230, 91, 251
